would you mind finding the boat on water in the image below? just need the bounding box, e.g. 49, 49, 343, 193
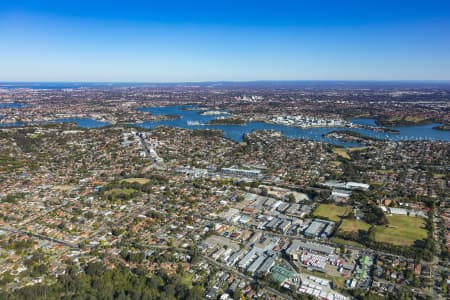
187, 120, 203, 126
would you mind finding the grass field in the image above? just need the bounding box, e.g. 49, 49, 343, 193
331, 237, 365, 248
312, 204, 351, 222
433, 173, 446, 179
52, 185, 75, 191
348, 146, 376, 152
105, 188, 139, 200
122, 178, 150, 184
332, 147, 351, 159
374, 215, 427, 246
330, 160, 343, 167
376, 169, 394, 175
338, 219, 371, 233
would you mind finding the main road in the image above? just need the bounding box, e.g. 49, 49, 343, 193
0, 226, 79, 249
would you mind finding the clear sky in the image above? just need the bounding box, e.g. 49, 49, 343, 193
1, 0, 450, 82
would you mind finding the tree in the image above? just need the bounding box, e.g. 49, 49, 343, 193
287, 193, 296, 203
188, 285, 204, 300
363, 206, 388, 225
234, 288, 243, 300
85, 261, 105, 277
260, 187, 268, 196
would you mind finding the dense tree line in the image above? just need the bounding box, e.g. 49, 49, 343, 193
2, 192, 26, 204
352, 288, 433, 300
206, 118, 246, 125
0, 261, 204, 300
191, 129, 223, 137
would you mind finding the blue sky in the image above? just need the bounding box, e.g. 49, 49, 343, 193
1, 0, 450, 82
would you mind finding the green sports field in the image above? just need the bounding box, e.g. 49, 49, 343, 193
312, 204, 351, 222
122, 178, 150, 184
338, 219, 371, 233
374, 215, 427, 246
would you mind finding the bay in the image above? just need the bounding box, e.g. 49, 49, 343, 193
138, 106, 450, 146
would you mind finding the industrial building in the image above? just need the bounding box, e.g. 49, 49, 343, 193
286, 240, 335, 260
304, 219, 335, 238
221, 167, 261, 178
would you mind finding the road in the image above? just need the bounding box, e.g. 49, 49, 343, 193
261, 181, 329, 194
431, 206, 443, 299
205, 215, 439, 297
125, 241, 293, 299
205, 216, 414, 262
0, 226, 79, 249
3, 183, 444, 299
1, 227, 291, 299
203, 256, 293, 300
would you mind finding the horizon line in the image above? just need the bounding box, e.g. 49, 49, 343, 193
2, 79, 450, 84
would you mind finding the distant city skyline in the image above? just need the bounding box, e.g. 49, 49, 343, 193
1, 0, 450, 81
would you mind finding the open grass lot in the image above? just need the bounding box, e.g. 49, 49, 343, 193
104, 188, 139, 200
332, 147, 351, 159
331, 237, 365, 248
376, 169, 394, 175
338, 219, 371, 233
298, 267, 347, 290
52, 185, 76, 192
433, 173, 446, 179
312, 204, 351, 222
374, 215, 428, 247
122, 178, 150, 184
348, 146, 376, 152
347, 147, 367, 152
330, 160, 343, 167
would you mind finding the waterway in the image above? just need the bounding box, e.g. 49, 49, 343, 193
137, 106, 450, 146
0, 103, 28, 109
0, 118, 109, 128
1, 105, 448, 147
